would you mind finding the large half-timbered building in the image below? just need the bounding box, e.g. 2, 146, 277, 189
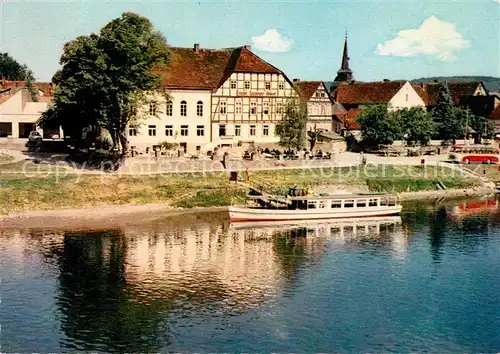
130, 44, 297, 153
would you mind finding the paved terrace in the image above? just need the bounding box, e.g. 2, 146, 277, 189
0, 148, 456, 175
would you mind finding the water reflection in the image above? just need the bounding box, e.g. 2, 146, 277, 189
1, 201, 499, 352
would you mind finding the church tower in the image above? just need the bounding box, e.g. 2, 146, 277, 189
333, 34, 354, 87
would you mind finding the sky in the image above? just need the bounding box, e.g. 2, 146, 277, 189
0, 0, 499, 83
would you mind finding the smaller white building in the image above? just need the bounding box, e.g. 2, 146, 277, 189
293, 80, 335, 132
0, 88, 55, 139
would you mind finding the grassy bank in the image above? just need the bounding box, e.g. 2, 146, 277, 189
0, 165, 480, 214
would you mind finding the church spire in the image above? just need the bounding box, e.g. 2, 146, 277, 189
334, 33, 353, 84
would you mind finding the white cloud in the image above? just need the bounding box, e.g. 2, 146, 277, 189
496, 0, 500, 4
251, 29, 294, 53
375, 16, 470, 62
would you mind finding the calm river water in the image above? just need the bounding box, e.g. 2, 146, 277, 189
1, 198, 500, 352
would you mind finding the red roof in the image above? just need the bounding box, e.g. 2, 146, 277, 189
293, 81, 323, 100
335, 108, 362, 130
334, 81, 406, 105
489, 105, 500, 120
0, 80, 55, 96
157, 45, 287, 91
422, 82, 483, 106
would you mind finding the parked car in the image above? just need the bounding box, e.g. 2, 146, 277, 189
28, 131, 42, 142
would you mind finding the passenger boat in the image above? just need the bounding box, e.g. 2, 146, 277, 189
228, 189, 402, 222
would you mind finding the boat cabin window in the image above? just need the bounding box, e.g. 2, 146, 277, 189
331, 200, 342, 208
319, 201, 326, 209
369, 198, 378, 207
307, 201, 317, 209
356, 199, 367, 208
380, 199, 388, 206
344, 200, 354, 208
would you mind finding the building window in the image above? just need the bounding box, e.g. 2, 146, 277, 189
265, 81, 271, 90
263, 102, 269, 115
197, 125, 204, 136
196, 145, 201, 152
250, 102, 257, 115
406, 94, 409, 102
220, 101, 227, 114
128, 128, 137, 136
180, 100, 187, 116
230, 80, 237, 89
235, 101, 242, 114
149, 102, 157, 116
276, 102, 283, 114
219, 125, 226, 136
196, 101, 203, 116
263, 125, 269, 136
321, 92, 325, 97
165, 125, 173, 136
180, 125, 188, 136
148, 125, 156, 136
244, 81, 250, 89
278, 82, 284, 90
166, 100, 173, 116
320, 105, 326, 115
250, 125, 256, 136
235, 125, 241, 136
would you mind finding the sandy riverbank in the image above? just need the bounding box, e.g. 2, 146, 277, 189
0, 204, 227, 230
1, 186, 497, 230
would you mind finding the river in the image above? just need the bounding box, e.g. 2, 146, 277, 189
1, 198, 499, 352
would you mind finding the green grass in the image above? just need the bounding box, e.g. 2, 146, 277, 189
0, 165, 480, 214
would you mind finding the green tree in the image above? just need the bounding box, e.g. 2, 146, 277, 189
358, 104, 401, 147
275, 99, 308, 151
39, 12, 170, 155
0, 53, 35, 81
469, 114, 496, 141
396, 107, 436, 146
432, 83, 464, 143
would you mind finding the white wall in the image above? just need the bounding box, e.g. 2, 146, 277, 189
0, 89, 49, 138
388, 81, 426, 111
128, 90, 212, 153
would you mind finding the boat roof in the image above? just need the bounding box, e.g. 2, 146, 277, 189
247, 193, 397, 201
287, 193, 397, 201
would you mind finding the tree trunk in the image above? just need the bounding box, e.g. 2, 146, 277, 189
118, 131, 129, 157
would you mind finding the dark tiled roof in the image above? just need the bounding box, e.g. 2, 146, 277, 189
0, 80, 55, 96
423, 82, 483, 106
157, 46, 286, 91
293, 81, 323, 100
334, 81, 406, 104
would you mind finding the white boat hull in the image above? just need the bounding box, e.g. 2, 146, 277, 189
228, 205, 402, 222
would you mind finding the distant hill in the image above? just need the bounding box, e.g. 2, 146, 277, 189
324, 77, 500, 93
411, 76, 500, 92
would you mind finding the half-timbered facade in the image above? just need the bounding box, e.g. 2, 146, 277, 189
211, 47, 297, 146
293, 80, 334, 132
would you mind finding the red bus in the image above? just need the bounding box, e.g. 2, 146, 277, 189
448, 145, 500, 164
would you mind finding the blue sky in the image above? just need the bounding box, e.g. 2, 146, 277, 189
1, 0, 498, 83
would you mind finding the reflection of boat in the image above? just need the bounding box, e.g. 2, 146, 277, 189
228, 193, 402, 222
447, 198, 499, 219
229, 216, 402, 231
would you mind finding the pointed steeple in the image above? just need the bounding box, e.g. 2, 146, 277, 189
334, 33, 353, 84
